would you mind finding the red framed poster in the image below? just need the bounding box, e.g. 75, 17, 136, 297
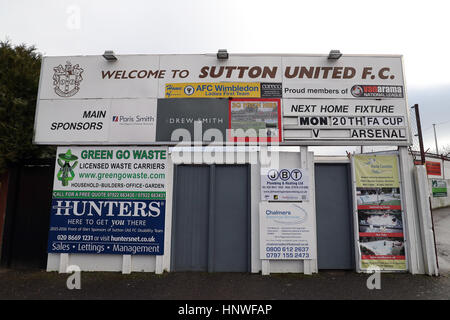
426, 161, 441, 176
228, 98, 282, 142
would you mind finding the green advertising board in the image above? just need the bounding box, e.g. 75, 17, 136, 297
432, 179, 448, 197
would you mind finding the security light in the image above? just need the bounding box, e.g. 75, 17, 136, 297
217, 49, 229, 60
328, 50, 342, 60
103, 50, 117, 61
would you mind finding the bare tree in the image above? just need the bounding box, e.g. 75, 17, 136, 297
441, 144, 450, 156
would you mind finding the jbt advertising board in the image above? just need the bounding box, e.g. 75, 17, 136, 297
47, 146, 168, 255
260, 168, 309, 201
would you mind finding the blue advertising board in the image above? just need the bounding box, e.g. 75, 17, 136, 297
48, 198, 165, 255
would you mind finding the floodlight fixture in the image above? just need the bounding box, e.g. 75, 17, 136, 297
328, 50, 342, 60
103, 50, 117, 61
217, 49, 229, 60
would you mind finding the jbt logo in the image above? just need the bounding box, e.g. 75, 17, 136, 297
267, 169, 302, 181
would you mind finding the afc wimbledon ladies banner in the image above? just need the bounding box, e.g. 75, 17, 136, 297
47, 146, 168, 255
354, 154, 407, 271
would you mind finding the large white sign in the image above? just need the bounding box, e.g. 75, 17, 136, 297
260, 202, 316, 260
261, 168, 309, 201
38, 55, 404, 100
34, 54, 409, 146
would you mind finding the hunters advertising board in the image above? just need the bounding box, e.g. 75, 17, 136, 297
34, 54, 410, 146
47, 146, 168, 255
260, 202, 316, 260
353, 155, 407, 271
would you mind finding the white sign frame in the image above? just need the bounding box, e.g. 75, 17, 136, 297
33, 54, 411, 146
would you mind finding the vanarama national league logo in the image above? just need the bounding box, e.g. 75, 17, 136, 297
57, 149, 78, 186
351, 85, 364, 97
53, 61, 84, 97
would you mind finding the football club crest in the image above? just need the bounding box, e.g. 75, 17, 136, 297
53, 61, 84, 97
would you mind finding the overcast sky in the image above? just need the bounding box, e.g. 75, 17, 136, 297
1, 0, 449, 154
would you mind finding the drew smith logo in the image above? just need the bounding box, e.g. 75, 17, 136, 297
53, 61, 84, 97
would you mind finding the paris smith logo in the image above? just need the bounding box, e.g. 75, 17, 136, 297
53, 61, 84, 97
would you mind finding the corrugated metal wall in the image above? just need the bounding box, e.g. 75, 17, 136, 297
171, 165, 249, 272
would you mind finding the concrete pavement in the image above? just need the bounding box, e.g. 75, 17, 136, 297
0, 268, 449, 300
